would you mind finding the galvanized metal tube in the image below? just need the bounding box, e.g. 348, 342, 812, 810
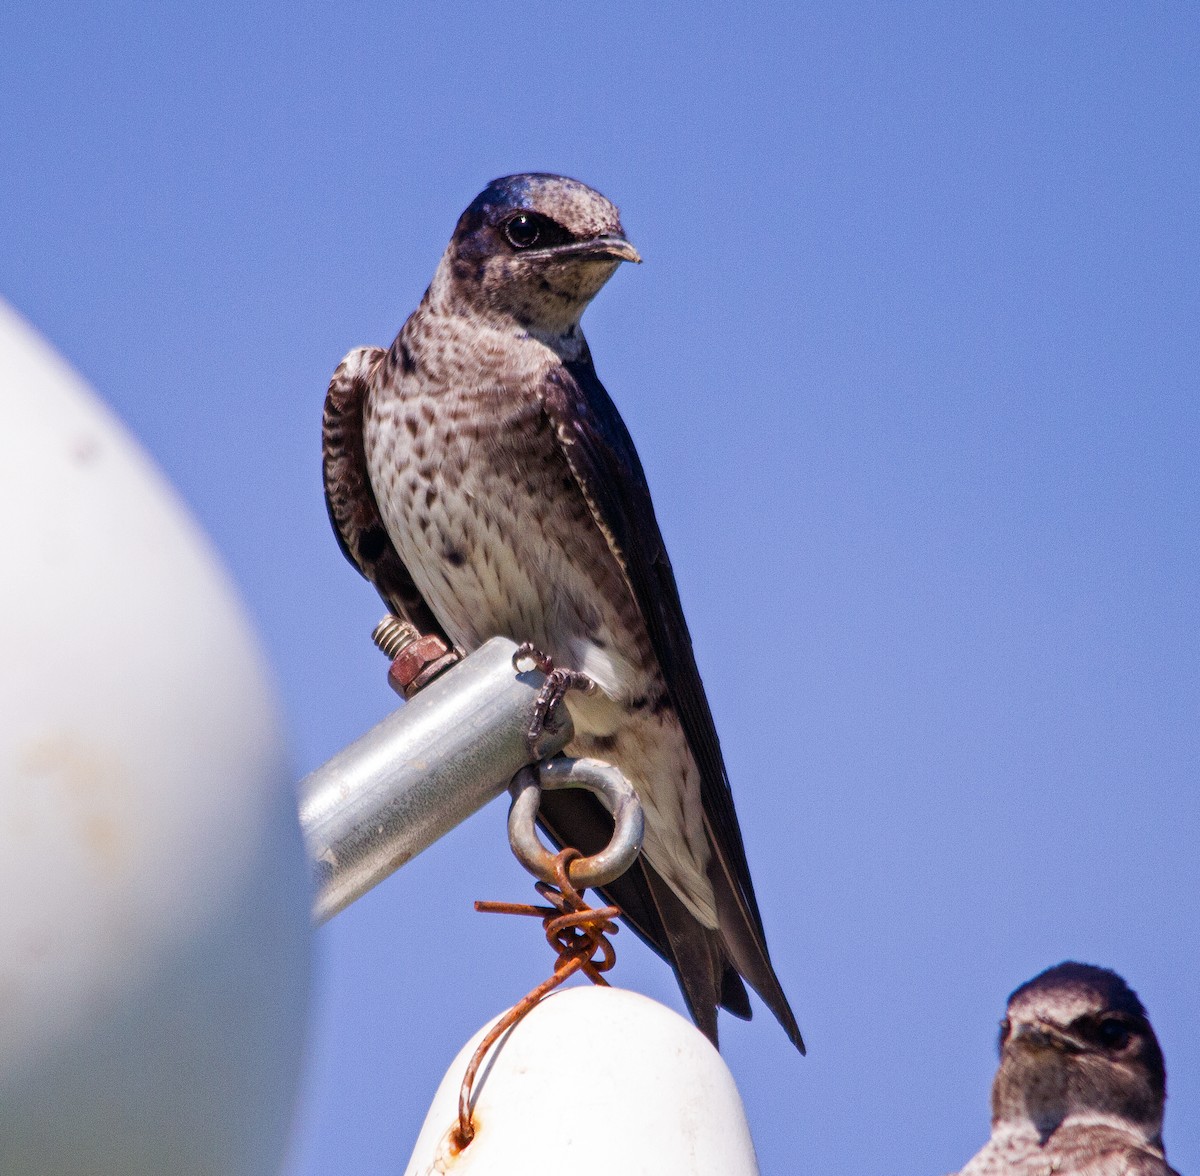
300, 636, 573, 922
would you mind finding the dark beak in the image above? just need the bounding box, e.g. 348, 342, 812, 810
1010, 1021, 1081, 1054
591, 235, 642, 264
545, 235, 643, 265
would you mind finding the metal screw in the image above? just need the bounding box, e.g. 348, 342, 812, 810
372, 615, 419, 659
371, 615, 460, 700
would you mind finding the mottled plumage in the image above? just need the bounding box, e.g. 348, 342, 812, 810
955, 963, 1178, 1176
323, 173, 802, 1051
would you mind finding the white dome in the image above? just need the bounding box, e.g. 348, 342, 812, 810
0, 302, 312, 1176
405, 985, 760, 1175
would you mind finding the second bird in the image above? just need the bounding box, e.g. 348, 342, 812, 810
323, 173, 802, 1051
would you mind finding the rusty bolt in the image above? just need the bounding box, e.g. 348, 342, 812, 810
371, 615, 459, 700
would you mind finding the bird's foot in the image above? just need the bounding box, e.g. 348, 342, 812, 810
513, 643, 597, 751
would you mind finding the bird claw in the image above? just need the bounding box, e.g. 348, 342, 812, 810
513, 643, 596, 752
512, 641, 554, 677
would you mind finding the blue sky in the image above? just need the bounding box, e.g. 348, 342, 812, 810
3, 3, 1197, 1172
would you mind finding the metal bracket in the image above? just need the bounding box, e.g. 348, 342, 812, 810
299, 635, 644, 921
301, 636, 572, 922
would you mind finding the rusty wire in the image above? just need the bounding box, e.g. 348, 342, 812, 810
451, 847, 621, 1150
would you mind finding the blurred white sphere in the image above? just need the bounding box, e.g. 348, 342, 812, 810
0, 302, 312, 1176
405, 985, 760, 1175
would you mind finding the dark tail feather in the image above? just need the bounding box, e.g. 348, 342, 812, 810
536, 788, 756, 1048
639, 865, 733, 1047
710, 859, 806, 1053
720, 965, 753, 1020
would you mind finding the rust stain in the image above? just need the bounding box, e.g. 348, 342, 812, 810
19, 733, 129, 875
431, 1111, 483, 1171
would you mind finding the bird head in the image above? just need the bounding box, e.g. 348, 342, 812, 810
990, 962, 1167, 1146
436, 173, 641, 347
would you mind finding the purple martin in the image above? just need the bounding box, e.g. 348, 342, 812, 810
323, 173, 802, 1051
955, 962, 1179, 1176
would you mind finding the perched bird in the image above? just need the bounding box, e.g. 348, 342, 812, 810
323, 173, 802, 1051
955, 962, 1179, 1176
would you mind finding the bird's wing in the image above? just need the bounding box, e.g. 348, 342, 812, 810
322, 347, 451, 642
538, 355, 803, 1052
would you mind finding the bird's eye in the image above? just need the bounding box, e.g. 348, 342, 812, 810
504, 214, 541, 249
998, 1018, 1012, 1048
1097, 1018, 1131, 1051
